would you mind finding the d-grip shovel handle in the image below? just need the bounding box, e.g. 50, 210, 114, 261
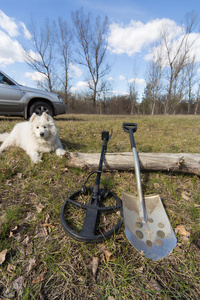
123, 123, 137, 133
123, 123, 137, 149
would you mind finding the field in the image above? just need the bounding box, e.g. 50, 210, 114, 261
0, 114, 200, 299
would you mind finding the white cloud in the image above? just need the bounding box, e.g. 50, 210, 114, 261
0, 30, 24, 65
71, 81, 89, 92
145, 32, 200, 66
128, 78, 146, 85
0, 11, 37, 66
119, 75, 145, 85
119, 75, 126, 81
107, 77, 114, 81
25, 71, 47, 82
108, 18, 182, 56
26, 49, 41, 61
110, 90, 128, 96
76, 81, 89, 87
69, 63, 82, 78
20, 22, 32, 39
0, 10, 19, 37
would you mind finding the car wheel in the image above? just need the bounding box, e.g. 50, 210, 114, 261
29, 101, 54, 117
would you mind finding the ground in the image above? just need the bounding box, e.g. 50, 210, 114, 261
0, 114, 200, 299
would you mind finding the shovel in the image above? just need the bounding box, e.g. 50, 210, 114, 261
122, 123, 177, 260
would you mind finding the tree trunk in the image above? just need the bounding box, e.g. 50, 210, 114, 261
66, 152, 200, 176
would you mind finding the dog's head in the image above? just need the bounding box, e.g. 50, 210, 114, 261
30, 112, 58, 139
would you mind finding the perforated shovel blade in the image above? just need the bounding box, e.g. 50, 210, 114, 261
122, 191, 177, 260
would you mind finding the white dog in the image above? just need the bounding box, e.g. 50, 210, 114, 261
0, 112, 66, 163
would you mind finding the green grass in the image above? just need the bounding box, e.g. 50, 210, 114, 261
0, 114, 200, 299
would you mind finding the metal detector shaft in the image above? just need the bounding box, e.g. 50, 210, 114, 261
91, 131, 109, 205
80, 131, 109, 236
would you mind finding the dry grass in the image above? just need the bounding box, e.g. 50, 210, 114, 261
0, 114, 200, 299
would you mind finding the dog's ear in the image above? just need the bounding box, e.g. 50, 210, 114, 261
30, 113, 37, 122
42, 112, 52, 121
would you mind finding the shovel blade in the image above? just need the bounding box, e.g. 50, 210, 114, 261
122, 191, 177, 260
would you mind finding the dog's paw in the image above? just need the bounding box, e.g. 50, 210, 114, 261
29, 152, 42, 163
33, 158, 42, 164
56, 148, 66, 156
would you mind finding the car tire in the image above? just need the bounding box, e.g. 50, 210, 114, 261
29, 101, 54, 117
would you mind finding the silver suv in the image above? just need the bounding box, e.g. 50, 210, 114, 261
0, 70, 66, 119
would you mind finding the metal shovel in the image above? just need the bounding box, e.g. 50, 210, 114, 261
122, 123, 177, 260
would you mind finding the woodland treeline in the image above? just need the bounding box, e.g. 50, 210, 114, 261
24, 9, 200, 115
65, 92, 200, 115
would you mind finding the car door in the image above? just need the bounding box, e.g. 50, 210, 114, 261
0, 72, 24, 114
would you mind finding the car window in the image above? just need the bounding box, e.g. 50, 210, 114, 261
0, 73, 15, 85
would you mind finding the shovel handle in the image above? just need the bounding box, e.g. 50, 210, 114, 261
123, 122, 146, 222
123, 123, 137, 149
123, 123, 137, 133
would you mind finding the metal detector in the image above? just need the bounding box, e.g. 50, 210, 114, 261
60, 131, 122, 242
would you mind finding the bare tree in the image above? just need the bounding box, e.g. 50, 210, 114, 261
185, 55, 198, 114
145, 54, 162, 115
160, 12, 198, 114
72, 8, 111, 105
55, 17, 73, 99
128, 79, 138, 114
24, 18, 57, 92
195, 82, 200, 115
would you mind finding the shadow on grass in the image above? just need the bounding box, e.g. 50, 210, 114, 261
55, 116, 85, 122
61, 139, 87, 152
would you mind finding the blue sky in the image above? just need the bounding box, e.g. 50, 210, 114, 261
0, 0, 200, 100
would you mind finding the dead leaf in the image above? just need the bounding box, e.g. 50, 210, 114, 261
24, 212, 36, 222
103, 250, 113, 262
32, 272, 46, 284
25, 242, 33, 255
154, 183, 160, 189
175, 225, 190, 237
4, 276, 25, 297
34, 227, 48, 238
97, 244, 106, 253
21, 236, 30, 245
45, 213, 50, 223
7, 263, 16, 274
180, 235, 190, 243
39, 292, 45, 300
13, 276, 24, 295
35, 203, 44, 213
181, 192, 190, 201
18, 241, 33, 256
26, 257, 37, 273
0, 249, 7, 265
136, 266, 144, 273
9, 225, 23, 241
9, 226, 18, 238
43, 223, 55, 230
115, 233, 124, 242
146, 278, 162, 292
89, 257, 99, 280
16, 173, 22, 179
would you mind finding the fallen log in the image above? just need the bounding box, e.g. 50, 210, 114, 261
67, 152, 200, 176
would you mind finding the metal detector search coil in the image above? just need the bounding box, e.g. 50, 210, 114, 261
60, 131, 122, 243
